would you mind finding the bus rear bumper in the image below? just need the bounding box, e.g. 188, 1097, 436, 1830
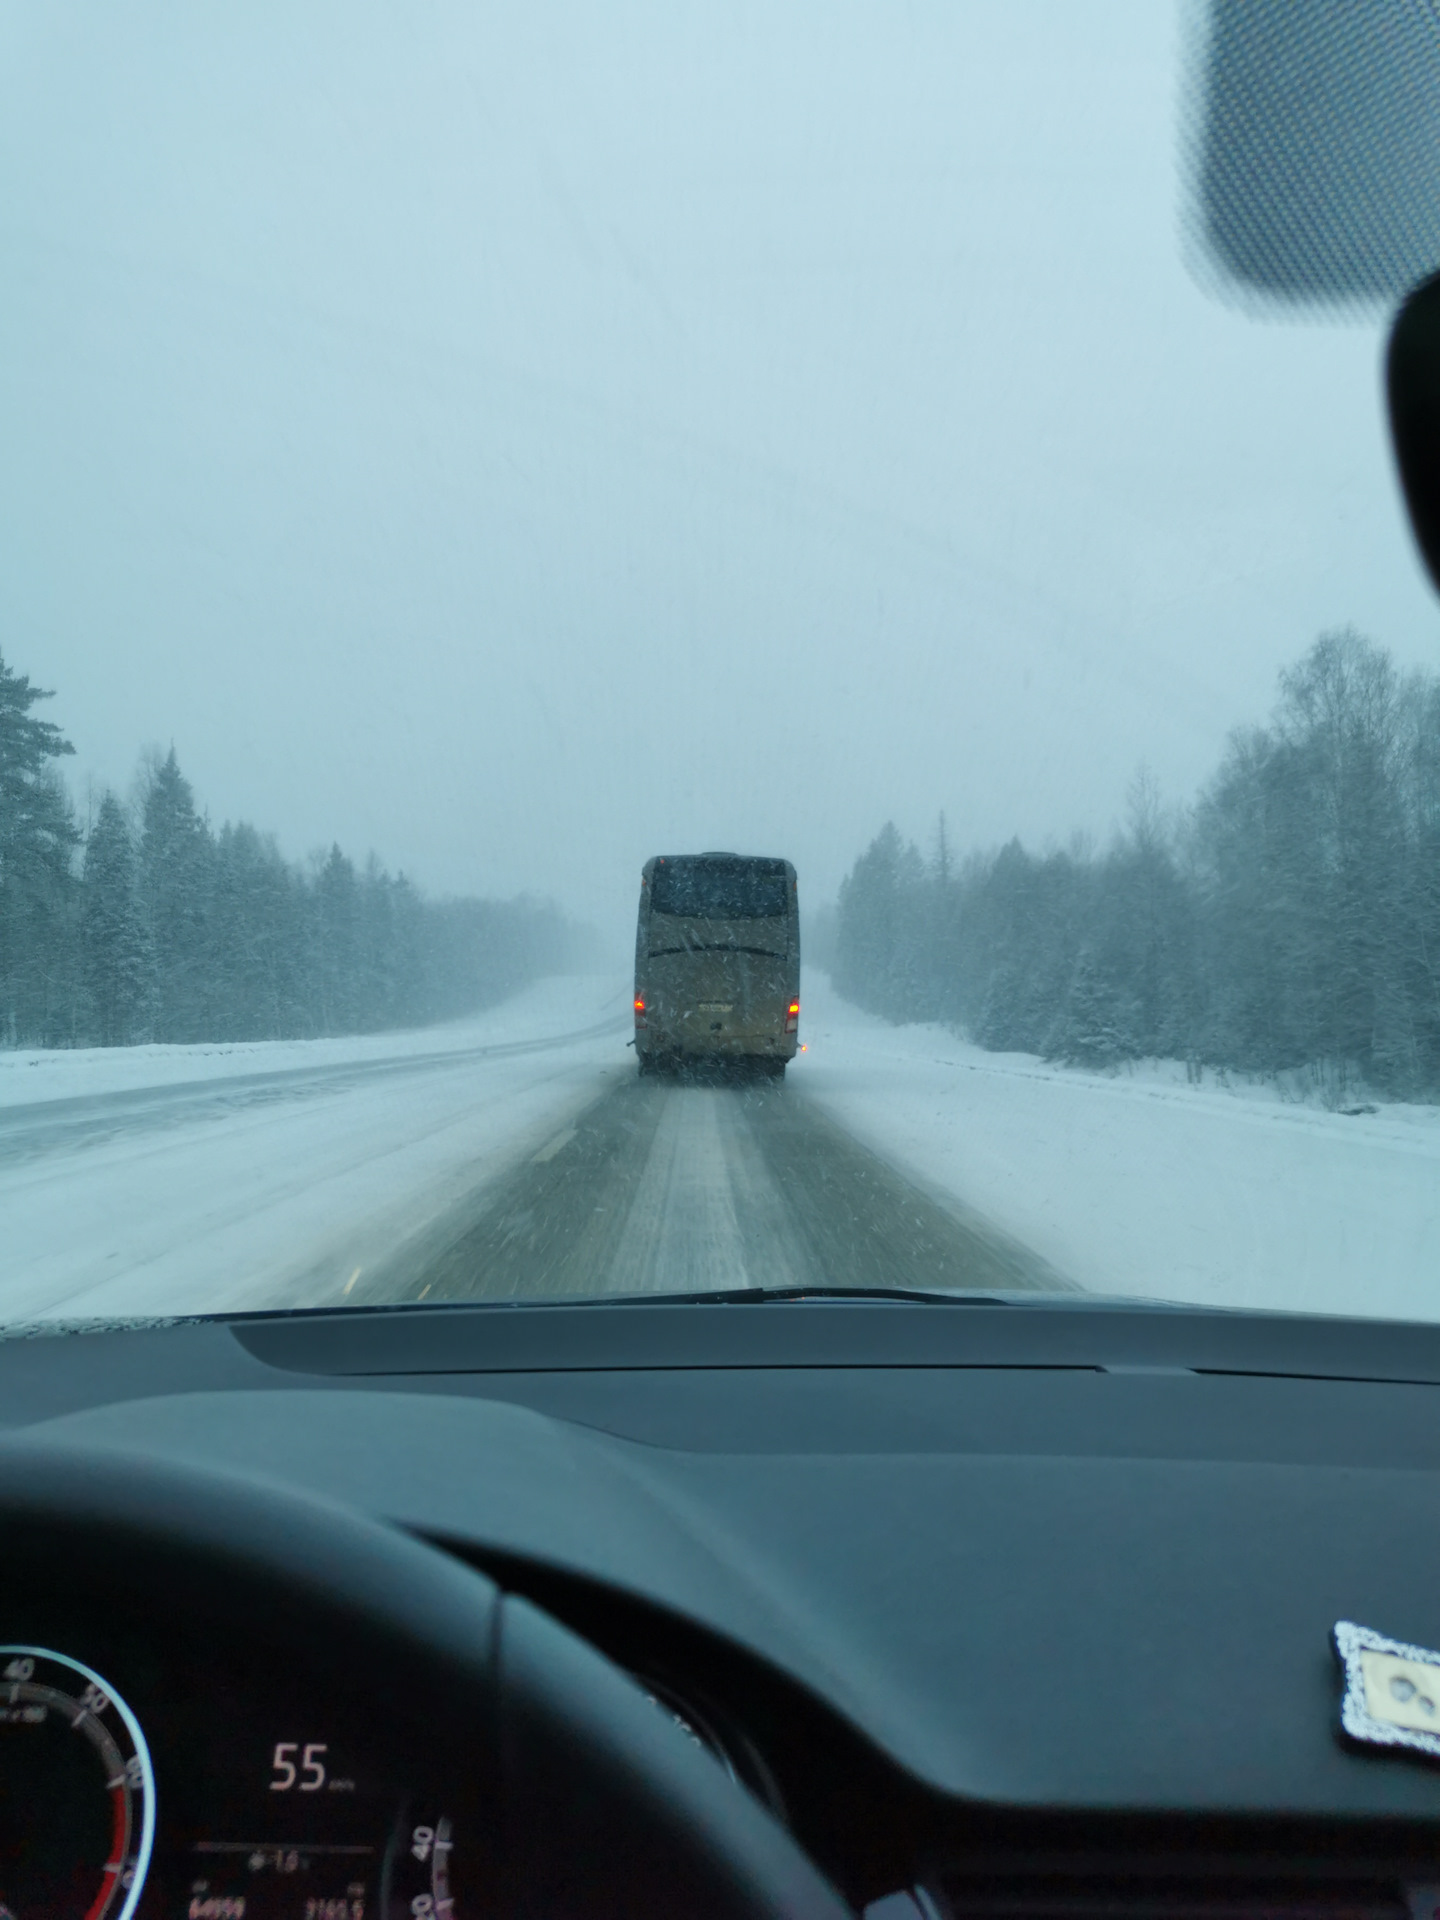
636, 1033, 798, 1064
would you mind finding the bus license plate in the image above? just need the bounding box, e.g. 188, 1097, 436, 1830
697, 1002, 734, 1014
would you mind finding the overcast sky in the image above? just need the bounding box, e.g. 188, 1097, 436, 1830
2, 0, 1436, 952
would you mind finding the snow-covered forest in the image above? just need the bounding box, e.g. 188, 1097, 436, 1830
0, 649, 585, 1048
829, 630, 1440, 1098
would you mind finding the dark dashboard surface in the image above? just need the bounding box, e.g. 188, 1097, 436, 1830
7, 1298, 1440, 1840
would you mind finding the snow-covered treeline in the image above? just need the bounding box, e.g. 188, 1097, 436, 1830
0, 650, 587, 1048
828, 629, 1440, 1098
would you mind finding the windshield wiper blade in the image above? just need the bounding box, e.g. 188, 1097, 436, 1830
599, 1285, 1015, 1307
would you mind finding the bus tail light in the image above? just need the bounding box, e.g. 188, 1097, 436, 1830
785, 1001, 799, 1033
634, 997, 647, 1027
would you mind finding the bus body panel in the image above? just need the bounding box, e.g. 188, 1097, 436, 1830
635, 855, 799, 1067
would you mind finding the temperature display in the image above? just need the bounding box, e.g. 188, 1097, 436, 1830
182, 1806, 456, 1918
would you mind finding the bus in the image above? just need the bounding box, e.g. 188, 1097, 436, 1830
633, 853, 800, 1077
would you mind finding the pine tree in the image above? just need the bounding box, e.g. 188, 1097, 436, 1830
1046, 950, 1137, 1066
140, 747, 214, 1042
833, 823, 933, 1019
0, 649, 80, 1045
975, 958, 1026, 1050
82, 794, 153, 1045
315, 844, 359, 1034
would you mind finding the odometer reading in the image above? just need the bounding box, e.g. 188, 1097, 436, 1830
0, 1644, 155, 1920
184, 1802, 456, 1919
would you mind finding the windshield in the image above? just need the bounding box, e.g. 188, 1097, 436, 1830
4, 3, 1439, 1328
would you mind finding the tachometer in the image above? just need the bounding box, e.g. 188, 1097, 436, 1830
0, 1645, 155, 1920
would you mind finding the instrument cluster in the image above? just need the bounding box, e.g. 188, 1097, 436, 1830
0, 1633, 473, 1920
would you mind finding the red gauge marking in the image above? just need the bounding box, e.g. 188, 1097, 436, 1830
82, 1784, 128, 1920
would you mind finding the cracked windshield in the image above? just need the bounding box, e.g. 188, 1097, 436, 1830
3, 2, 1438, 1328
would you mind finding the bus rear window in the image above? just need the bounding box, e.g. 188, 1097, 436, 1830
651, 860, 789, 920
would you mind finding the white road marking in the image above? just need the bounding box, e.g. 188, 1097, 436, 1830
532, 1127, 577, 1164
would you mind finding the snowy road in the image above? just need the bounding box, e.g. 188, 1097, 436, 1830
0, 975, 1058, 1325
352, 1070, 1061, 1305
7, 967, 1440, 1327
0, 980, 632, 1323
0, 1012, 621, 1169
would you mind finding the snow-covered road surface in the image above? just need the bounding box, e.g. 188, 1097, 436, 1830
0, 972, 1061, 1322
0, 1010, 622, 1168
355, 1069, 1058, 1305
6, 968, 1440, 1327
0, 978, 629, 1324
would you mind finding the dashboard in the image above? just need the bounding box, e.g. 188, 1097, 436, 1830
6, 1297, 1440, 1918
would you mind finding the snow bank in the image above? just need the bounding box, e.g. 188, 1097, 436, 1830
794, 973, 1440, 1322
0, 974, 622, 1109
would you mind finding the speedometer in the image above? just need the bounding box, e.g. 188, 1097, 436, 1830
0, 1645, 155, 1920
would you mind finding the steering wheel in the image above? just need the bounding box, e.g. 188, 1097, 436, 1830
0, 1438, 852, 1920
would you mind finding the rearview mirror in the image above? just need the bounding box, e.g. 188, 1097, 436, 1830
1192, 0, 1440, 308
1388, 275, 1440, 599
